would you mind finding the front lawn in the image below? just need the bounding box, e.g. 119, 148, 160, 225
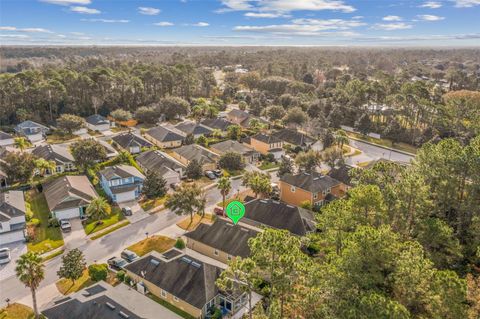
148, 293, 195, 319
176, 213, 214, 231
346, 131, 417, 154
259, 161, 279, 170
127, 235, 175, 256
83, 207, 125, 235
140, 196, 166, 211
46, 132, 79, 144
26, 191, 64, 254
0, 303, 33, 319
56, 269, 93, 295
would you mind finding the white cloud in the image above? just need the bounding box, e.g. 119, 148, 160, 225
218, 0, 355, 13
417, 14, 445, 21
234, 18, 365, 36
0, 26, 53, 33
57, 34, 66, 38
40, 0, 91, 5
0, 34, 30, 38
0, 26, 17, 31
138, 7, 161, 15
70, 6, 100, 14
244, 12, 290, 18
191, 22, 210, 27
81, 19, 129, 23
419, 1, 442, 8
382, 15, 402, 21
154, 22, 174, 26
372, 22, 413, 30
70, 31, 85, 35
452, 0, 480, 7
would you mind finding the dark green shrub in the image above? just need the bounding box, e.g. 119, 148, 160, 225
88, 263, 108, 282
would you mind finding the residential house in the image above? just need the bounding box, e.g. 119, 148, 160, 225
0, 131, 14, 147
31, 144, 75, 175
14, 120, 50, 143
0, 169, 7, 189
226, 109, 268, 128
98, 140, 119, 159
112, 132, 153, 154
99, 165, 145, 203
200, 118, 234, 133
184, 218, 259, 264
136, 150, 185, 185
249, 133, 285, 160
327, 164, 353, 193
279, 171, 344, 208
85, 114, 112, 132
42, 281, 182, 319
243, 198, 316, 236
170, 144, 220, 171
0, 191, 26, 244
43, 175, 98, 220
271, 128, 315, 151
174, 121, 212, 139
144, 126, 184, 149
210, 140, 259, 164
124, 249, 247, 318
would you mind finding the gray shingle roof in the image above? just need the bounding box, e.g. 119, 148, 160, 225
280, 171, 341, 193
200, 118, 234, 131
0, 191, 26, 222
0, 131, 13, 141
327, 164, 353, 186
31, 144, 74, 165
210, 140, 257, 156
15, 120, 49, 130
146, 126, 184, 143
175, 121, 212, 136
243, 199, 315, 236
112, 133, 152, 149
227, 109, 249, 121
251, 133, 282, 144
271, 129, 315, 147
85, 114, 109, 126
125, 250, 222, 309
185, 219, 259, 257
99, 164, 145, 181
136, 150, 185, 173
173, 144, 219, 165
43, 175, 97, 212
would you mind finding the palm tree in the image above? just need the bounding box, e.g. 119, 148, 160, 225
34, 158, 56, 176
15, 252, 45, 319
217, 176, 231, 216
335, 130, 349, 150
14, 137, 29, 151
86, 197, 111, 225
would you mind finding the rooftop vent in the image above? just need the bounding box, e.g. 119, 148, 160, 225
181, 256, 192, 264
313, 177, 319, 180
240, 228, 250, 232
191, 261, 201, 268
119, 311, 129, 318
260, 200, 268, 204
150, 259, 160, 266
106, 302, 116, 310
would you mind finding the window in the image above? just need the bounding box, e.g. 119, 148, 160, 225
227, 255, 232, 261
214, 249, 219, 256
161, 290, 167, 298
111, 179, 120, 187
173, 296, 179, 302
55, 166, 62, 173
327, 188, 331, 194
313, 193, 318, 200
291, 186, 296, 192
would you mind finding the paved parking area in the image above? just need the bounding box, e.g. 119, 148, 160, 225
63, 218, 87, 249
118, 201, 149, 223
0, 241, 27, 280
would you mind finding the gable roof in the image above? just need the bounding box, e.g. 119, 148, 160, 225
210, 140, 257, 156
0, 191, 26, 222
174, 121, 212, 136
227, 109, 249, 121
112, 133, 152, 149
136, 150, 185, 173
125, 250, 222, 309
85, 114, 109, 126
0, 131, 13, 141
280, 171, 342, 193
243, 199, 315, 236
185, 219, 258, 257
200, 118, 234, 131
173, 144, 219, 165
99, 164, 145, 181
15, 120, 49, 134
31, 144, 74, 165
146, 126, 184, 143
327, 164, 353, 186
43, 175, 97, 212
271, 129, 315, 147
251, 133, 282, 145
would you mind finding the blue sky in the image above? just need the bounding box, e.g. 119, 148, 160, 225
1, 0, 479, 46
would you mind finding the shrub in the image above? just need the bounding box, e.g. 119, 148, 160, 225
175, 238, 186, 250
48, 218, 60, 227
116, 270, 126, 282
306, 242, 321, 256
300, 200, 313, 210
28, 218, 41, 227
88, 263, 108, 282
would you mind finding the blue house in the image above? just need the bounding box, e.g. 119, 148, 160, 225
98, 165, 145, 203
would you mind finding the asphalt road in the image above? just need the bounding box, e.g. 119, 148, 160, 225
346, 139, 415, 166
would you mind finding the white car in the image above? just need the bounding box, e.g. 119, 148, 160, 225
60, 220, 72, 232
0, 248, 11, 264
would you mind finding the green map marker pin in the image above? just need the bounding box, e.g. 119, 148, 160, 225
225, 200, 245, 225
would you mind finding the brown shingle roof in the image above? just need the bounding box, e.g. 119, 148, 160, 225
43, 175, 97, 212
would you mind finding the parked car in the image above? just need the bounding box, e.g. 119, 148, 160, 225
214, 207, 224, 216
60, 220, 72, 232
205, 170, 216, 180
212, 169, 223, 177
0, 248, 11, 264
121, 249, 139, 263
122, 207, 133, 216
107, 257, 127, 271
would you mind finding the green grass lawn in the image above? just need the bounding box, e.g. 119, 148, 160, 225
259, 161, 280, 170
140, 197, 166, 211
26, 191, 64, 254
346, 131, 417, 154
46, 132, 79, 144
56, 269, 93, 295
128, 235, 175, 256
83, 207, 125, 235
0, 303, 33, 319
147, 294, 196, 319
90, 220, 130, 240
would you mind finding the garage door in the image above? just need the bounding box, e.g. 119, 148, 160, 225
0, 230, 25, 244
115, 190, 136, 203
55, 207, 80, 220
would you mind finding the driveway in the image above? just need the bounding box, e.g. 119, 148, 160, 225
62, 218, 87, 250
118, 201, 149, 223
0, 241, 27, 281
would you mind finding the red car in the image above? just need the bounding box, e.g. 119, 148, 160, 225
214, 207, 224, 216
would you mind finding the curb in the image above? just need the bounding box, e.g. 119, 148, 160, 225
348, 136, 416, 157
